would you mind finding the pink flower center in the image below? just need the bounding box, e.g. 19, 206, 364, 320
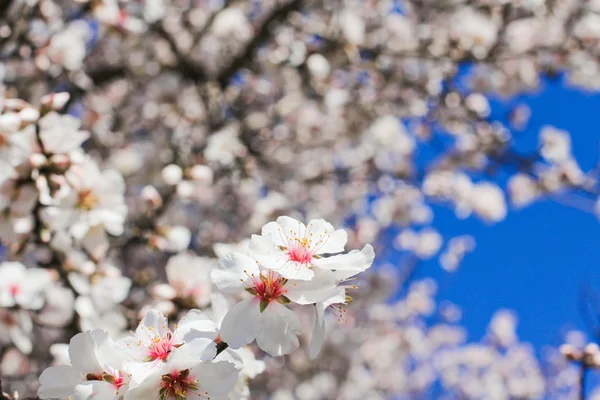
77, 189, 98, 211
247, 271, 288, 303
160, 369, 199, 399
8, 284, 20, 297
86, 371, 126, 389
276, 223, 333, 265
146, 331, 175, 362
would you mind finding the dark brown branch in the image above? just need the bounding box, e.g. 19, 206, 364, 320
151, 24, 208, 83
215, 341, 229, 356
580, 361, 587, 400
217, 0, 303, 89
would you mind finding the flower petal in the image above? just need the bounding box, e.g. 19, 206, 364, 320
174, 309, 219, 343
219, 297, 262, 349
211, 252, 260, 293
310, 304, 326, 359
69, 330, 107, 374
192, 361, 239, 397
71, 380, 118, 400
38, 365, 82, 399
313, 244, 374, 272
255, 302, 301, 356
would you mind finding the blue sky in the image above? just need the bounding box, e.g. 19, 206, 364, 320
407, 78, 600, 351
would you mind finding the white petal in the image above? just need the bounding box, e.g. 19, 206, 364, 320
71, 381, 117, 400
260, 221, 286, 246
168, 338, 217, 366
211, 252, 260, 293
38, 365, 82, 399
174, 309, 219, 343
135, 309, 169, 344
304, 219, 342, 254
192, 361, 239, 396
314, 229, 347, 254
248, 235, 288, 269
123, 372, 162, 400
313, 244, 374, 272
210, 290, 230, 327
219, 298, 262, 349
81, 226, 110, 260
230, 347, 265, 378
285, 278, 341, 305
255, 302, 301, 356
310, 304, 326, 359
275, 216, 306, 240
271, 260, 315, 281
69, 330, 107, 374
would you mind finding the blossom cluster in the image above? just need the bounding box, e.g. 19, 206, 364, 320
34, 216, 374, 399
1, 0, 600, 398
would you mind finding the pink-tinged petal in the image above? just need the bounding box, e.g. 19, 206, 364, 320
255, 302, 301, 356
38, 365, 82, 399
219, 298, 262, 349
310, 304, 326, 360
192, 361, 239, 396
211, 252, 260, 293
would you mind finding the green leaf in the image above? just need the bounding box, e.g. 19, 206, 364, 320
276, 295, 291, 305
245, 287, 258, 296
159, 387, 169, 400
260, 298, 270, 313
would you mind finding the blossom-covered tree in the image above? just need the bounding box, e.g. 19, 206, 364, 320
1, 0, 600, 398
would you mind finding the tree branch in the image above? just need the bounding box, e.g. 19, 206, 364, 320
217, 0, 303, 89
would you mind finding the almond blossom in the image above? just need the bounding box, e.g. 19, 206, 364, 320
38, 330, 131, 399
119, 309, 219, 380
211, 249, 370, 356
41, 155, 127, 241
0, 262, 52, 310
249, 216, 373, 281
123, 338, 239, 400
152, 253, 215, 308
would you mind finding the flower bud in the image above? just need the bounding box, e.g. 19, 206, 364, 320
18, 107, 40, 123
29, 153, 48, 169
560, 343, 581, 361
161, 164, 183, 186
141, 185, 163, 209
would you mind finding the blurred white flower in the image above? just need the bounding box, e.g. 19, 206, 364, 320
205, 125, 245, 165
470, 183, 507, 222
212, 8, 252, 41
508, 174, 539, 207
449, 8, 498, 57
47, 21, 89, 70
540, 126, 571, 163
0, 262, 52, 310
41, 155, 127, 240
156, 252, 215, 307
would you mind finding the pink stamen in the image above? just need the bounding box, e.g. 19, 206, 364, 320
147, 331, 175, 361
247, 270, 288, 303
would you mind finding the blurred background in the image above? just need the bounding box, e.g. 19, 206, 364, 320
3, 0, 600, 398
